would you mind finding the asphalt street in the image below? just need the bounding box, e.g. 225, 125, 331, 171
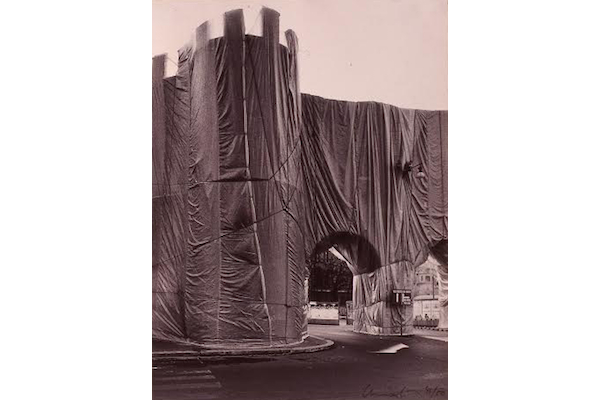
153, 323, 448, 400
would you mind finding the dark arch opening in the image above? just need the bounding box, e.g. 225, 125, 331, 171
429, 239, 448, 267
429, 239, 448, 313
307, 251, 353, 308
306, 232, 383, 330
309, 231, 382, 275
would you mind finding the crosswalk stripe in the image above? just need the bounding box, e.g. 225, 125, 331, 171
153, 369, 212, 375
153, 361, 223, 399
152, 392, 220, 400
153, 381, 222, 390
153, 374, 216, 382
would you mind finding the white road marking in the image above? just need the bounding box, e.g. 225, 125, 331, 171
421, 336, 448, 342
369, 343, 409, 354
154, 369, 212, 375
154, 382, 222, 390
153, 393, 220, 400
153, 364, 223, 398
153, 374, 217, 381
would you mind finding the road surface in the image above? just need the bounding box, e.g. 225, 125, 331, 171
153, 323, 448, 400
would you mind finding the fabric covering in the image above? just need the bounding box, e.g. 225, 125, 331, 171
301, 94, 447, 335
430, 240, 448, 328
152, 7, 448, 345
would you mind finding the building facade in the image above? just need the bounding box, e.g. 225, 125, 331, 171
413, 257, 442, 321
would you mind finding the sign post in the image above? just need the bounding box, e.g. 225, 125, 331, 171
393, 289, 412, 336
393, 289, 412, 305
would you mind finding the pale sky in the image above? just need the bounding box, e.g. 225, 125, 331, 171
153, 0, 447, 110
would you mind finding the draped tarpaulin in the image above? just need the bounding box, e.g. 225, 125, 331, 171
152, 7, 448, 345
430, 239, 448, 329
300, 95, 447, 335
153, 8, 307, 345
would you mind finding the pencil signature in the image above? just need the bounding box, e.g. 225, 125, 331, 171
362, 384, 446, 399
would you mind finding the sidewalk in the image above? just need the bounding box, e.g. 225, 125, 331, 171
412, 327, 448, 342
152, 335, 334, 361
413, 326, 448, 332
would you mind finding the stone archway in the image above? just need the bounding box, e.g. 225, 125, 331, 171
306, 232, 383, 329
152, 6, 448, 345
310, 231, 383, 276
429, 240, 448, 329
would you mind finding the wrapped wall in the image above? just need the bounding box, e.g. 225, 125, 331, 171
153, 8, 307, 345
152, 55, 187, 342
152, 6, 448, 344
300, 95, 448, 335
431, 239, 448, 329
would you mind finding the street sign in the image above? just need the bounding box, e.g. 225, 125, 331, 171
393, 289, 412, 305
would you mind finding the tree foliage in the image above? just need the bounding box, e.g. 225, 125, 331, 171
308, 251, 353, 292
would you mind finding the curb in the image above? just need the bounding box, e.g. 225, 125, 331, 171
415, 327, 448, 332
355, 330, 414, 338
152, 336, 334, 361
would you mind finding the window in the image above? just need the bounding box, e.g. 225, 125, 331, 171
426, 276, 431, 282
